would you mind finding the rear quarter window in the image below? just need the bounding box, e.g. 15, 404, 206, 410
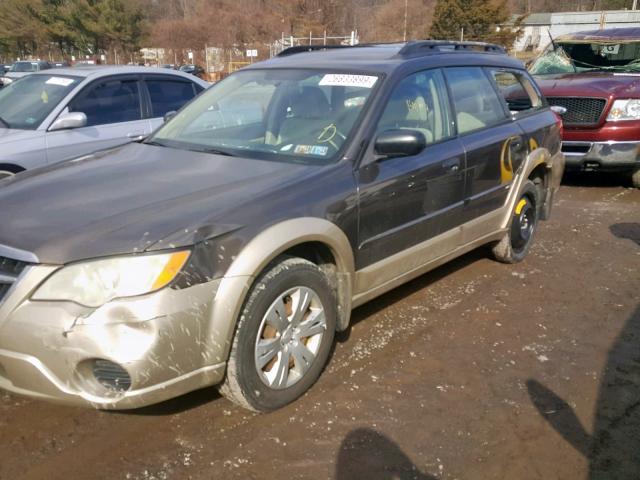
490, 70, 543, 115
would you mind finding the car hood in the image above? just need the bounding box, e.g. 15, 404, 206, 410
535, 72, 640, 98
0, 128, 42, 144
4, 72, 31, 79
0, 142, 314, 264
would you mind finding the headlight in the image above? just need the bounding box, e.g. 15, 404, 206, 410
606, 99, 640, 121
33, 251, 190, 307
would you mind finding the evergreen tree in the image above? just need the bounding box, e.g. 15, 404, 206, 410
429, 0, 521, 48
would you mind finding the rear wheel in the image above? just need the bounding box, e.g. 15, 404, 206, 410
220, 257, 336, 412
492, 180, 539, 264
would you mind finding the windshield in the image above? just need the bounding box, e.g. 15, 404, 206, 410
0, 74, 81, 129
530, 41, 640, 75
149, 69, 379, 164
10, 62, 40, 73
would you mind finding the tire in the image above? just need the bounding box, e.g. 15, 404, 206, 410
492, 180, 539, 264
631, 167, 640, 189
220, 256, 336, 412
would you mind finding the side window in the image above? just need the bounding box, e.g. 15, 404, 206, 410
376, 69, 452, 145
146, 78, 196, 117
490, 70, 542, 114
69, 79, 142, 127
444, 67, 507, 135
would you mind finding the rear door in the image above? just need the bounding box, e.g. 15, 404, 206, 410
142, 75, 203, 132
45, 75, 150, 164
356, 68, 466, 269
443, 67, 524, 229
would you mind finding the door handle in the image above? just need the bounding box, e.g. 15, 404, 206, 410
510, 138, 524, 151
443, 159, 461, 173
127, 132, 146, 141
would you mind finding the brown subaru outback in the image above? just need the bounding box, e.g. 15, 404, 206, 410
0, 41, 564, 412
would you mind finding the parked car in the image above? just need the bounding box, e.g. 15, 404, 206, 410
51, 61, 71, 68
0, 41, 564, 411
160, 63, 178, 70
530, 27, 640, 187
0, 66, 208, 179
0, 60, 51, 86
0, 64, 11, 74
179, 64, 205, 78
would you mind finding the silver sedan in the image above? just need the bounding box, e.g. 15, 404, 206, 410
0, 66, 209, 179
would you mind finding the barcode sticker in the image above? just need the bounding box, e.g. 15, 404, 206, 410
46, 77, 75, 87
319, 74, 378, 89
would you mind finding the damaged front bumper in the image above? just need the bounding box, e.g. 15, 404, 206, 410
0, 265, 230, 409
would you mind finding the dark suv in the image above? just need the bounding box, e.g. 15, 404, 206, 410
0, 41, 564, 412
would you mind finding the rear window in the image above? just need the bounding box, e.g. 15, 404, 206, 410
445, 67, 508, 135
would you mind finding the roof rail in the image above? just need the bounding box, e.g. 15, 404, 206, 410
277, 45, 357, 57
398, 40, 507, 57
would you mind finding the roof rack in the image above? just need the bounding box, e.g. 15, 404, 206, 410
398, 40, 507, 56
276, 40, 506, 58
277, 45, 359, 57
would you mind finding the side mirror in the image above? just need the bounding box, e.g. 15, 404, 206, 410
49, 112, 87, 131
374, 129, 426, 159
550, 105, 567, 116
164, 110, 177, 123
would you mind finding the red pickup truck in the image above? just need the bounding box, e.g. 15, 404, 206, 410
530, 27, 640, 188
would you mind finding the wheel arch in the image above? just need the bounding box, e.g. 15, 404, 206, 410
0, 163, 25, 175
208, 218, 355, 366
501, 147, 552, 229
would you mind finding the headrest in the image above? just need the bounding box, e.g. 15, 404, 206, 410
286, 86, 331, 119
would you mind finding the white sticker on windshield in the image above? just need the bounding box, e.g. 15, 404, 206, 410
319, 74, 378, 89
46, 77, 74, 87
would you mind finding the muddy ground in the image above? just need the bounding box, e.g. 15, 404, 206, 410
1, 174, 638, 480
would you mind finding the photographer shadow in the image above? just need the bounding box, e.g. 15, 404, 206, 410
336, 427, 437, 479
527, 305, 640, 478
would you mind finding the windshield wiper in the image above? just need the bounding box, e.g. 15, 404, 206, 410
191, 146, 237, 157
0, 116, 10, 128
145, 139, 167, 148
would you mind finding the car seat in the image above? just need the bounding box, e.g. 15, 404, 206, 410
377, 84, 433, 143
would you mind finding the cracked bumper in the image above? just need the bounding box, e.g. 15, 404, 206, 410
0, 266, 229, 409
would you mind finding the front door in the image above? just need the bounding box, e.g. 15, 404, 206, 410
356, 69, 466, 270
45, 76, 151, 164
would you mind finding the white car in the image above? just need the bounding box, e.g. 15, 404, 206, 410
0, 66, 208, 179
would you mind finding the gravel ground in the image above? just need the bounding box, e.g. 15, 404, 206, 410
1, 175, 638, 480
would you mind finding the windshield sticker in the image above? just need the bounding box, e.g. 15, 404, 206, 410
294, 145, 329, 156
46, 77, 74, 87
602, 44, 620, 55
319, 74, 378, 89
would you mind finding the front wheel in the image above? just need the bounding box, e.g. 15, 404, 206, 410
631, 167, 640, 189
492, 180, 540, 264
220, 257, 336, 412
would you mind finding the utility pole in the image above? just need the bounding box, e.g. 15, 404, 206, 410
633, 0, 638, 10
403, 0, 408, 42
